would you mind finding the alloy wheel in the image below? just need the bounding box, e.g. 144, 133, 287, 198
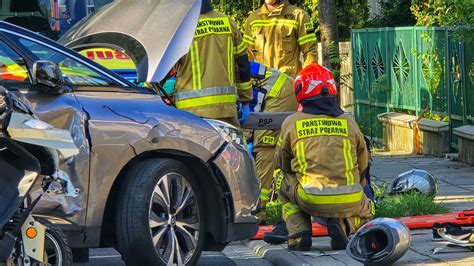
149, 173, 200, 265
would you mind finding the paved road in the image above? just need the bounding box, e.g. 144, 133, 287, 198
75, 243, 270, 266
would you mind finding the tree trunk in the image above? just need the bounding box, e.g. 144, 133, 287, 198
318, 0, 340, 101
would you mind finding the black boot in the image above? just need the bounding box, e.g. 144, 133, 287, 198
263, 221, 289, 244
327, 218, 349, 250
288, 231, 312, 251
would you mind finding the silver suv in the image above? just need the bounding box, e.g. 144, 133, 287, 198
0, 15, 259, 266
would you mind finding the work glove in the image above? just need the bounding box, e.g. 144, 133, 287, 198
239, 103, 250, 126
162, 77, 176, 95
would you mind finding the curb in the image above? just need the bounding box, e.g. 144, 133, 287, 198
243, 240, 311, 266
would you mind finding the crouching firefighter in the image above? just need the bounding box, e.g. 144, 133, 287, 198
274, 64, 374, 251
246, 61, 298, 221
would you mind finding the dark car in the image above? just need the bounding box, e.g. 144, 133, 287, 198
0, 13, 259, 266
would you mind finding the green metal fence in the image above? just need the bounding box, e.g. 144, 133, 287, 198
351, 27, 473, 147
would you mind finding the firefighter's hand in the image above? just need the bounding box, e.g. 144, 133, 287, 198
239, 103, 250, 126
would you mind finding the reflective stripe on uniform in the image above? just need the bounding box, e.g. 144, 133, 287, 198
296, 141, 309, 186
301, 183, 362, 196
283, 202, 302, 218
264, 69, 287, 98
343, 138, 355, 186
277, 137, 282, 147
260, 188, 271, 201
274, 169, 284, 190
297, 33, 317, 46
250, 19, 298, 29
175, 94, 236, 109
243, 34, 255, 45
297, 185, 363, 204
237, 81, 252, 91
227, 36, 234, 83
174, 86, 237, 101
190, 41, 202, 90
234, 41, 247, 55
354, 216, 360, 228
370, 200, 376, 216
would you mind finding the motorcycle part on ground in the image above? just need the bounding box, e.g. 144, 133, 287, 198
437, 227, 474, 247
346, 218, 411, 265
432, 222, 472, 241
386, 169, 438, 196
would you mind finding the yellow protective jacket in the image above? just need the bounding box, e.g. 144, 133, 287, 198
243, 1, 318, 77
175, 10, 252, 119
253, 65, 298, 149
276, 112, 369, 212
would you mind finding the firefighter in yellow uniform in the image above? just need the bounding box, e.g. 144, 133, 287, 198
276, 64, 374, 251
174, 0, 252, 127
243, 0, 318, 77
249, 61, 298, 220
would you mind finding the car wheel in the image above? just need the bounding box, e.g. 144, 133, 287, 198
116, 159, 205, 265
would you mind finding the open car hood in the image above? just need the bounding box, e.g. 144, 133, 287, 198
58, 0, 201, 83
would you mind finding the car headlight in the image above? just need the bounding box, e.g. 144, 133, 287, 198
205, 119, 247, 150
23, 119, 54, 130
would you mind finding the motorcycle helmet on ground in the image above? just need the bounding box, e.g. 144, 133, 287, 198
386, 169, 438, 196
346, 218, 411, 265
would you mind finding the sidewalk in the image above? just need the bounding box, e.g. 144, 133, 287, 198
242, 153, 474, 265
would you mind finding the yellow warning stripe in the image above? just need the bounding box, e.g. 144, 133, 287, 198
343, 139, 355, 186
175, 94, 236, 109
234, 41, 247, 55
297, 34, 317, 45
250, 19, 298, 29
297, 185, 363, 204
283, 202, 302, 218
227, 36, 234, 83
190, 41, 202, 90
296, 141, 309, 186
243, 34, 255, 45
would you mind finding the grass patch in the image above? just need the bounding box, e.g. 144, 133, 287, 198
264, 183, 449, 223
375, 192, 450, 218
265, 200, 282, 225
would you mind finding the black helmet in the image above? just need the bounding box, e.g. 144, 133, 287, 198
346, 218, 411, 265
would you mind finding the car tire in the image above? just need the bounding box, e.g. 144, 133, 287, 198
116, 159, 205, 265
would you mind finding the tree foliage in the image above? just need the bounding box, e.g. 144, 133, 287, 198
411, 0, 474, 40
211, 0, 369, 41
411, 0, 474, 27
367, 0, 416, 27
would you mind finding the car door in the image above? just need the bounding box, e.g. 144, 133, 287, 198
0, 30, 91, 229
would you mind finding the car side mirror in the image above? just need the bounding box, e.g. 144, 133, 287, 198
32, 60, 65, 93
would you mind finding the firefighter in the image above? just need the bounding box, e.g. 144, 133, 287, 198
174, 0, 252, 127
275, 64, 374, 251
249, 61, 298, 221
243, 0, 318, 77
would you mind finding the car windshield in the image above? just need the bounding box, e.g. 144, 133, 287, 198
9, 34, 127, 87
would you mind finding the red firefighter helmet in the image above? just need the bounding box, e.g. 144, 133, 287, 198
293, 64, 337, 103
